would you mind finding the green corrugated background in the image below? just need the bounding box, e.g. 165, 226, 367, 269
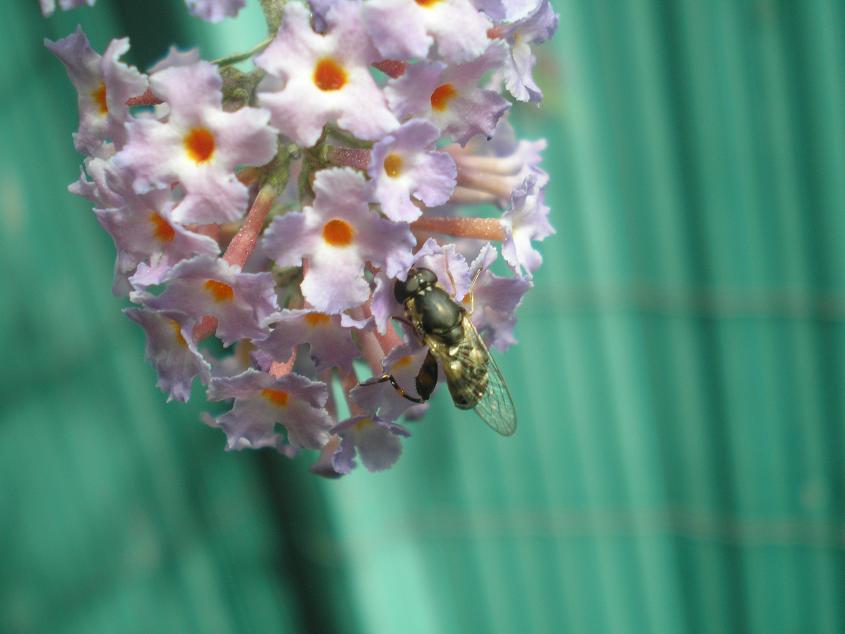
2, 1, 844, 632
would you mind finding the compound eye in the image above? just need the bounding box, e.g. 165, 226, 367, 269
394, 278, 413, 303
418, 268, 438, 287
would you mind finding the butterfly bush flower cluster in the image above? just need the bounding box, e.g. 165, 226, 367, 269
45, 0, 557, 476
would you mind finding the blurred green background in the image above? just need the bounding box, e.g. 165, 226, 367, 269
3, 1, 845, 632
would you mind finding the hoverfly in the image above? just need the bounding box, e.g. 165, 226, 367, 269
366, 267, 517, 436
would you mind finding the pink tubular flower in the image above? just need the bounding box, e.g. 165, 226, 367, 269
446, 119, 547, 206
363, 0, 491, 64
256, 1, 399, 147
114, 60, 277, 224
208, 369, 334, 451
385, 43, 510, 145
261, 168, 415, 314
45, 27, 147, 156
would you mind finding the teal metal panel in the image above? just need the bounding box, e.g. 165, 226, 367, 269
2, 1, 844, 632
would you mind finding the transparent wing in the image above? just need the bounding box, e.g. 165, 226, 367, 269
464, 320, 518, 436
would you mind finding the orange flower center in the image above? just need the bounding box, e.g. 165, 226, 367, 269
184, 127, 216, 163
354, 417, 373, 431
313, 59, 347, 91
261, 389, 289, 407
304, 312, 332, 327
322, 219, 354, 246
430, 83, 457, 111
383, 153, 403, 178
204, 279, 234, 302
393, 355, 413, 368
416, 0, 441, 6
168, 319, 187, 348
91, 82, 108, 115
149, 212, 175, 243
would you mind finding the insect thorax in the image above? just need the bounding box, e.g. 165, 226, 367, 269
406, 286, 465, 345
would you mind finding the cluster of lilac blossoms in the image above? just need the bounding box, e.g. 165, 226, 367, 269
46, 0, 557, 476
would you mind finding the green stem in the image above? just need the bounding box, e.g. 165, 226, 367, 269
327, 125, 373, 149
212, 36, 274, 67
259, 0, 286, 34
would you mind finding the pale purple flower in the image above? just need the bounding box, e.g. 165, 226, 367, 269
124, 307, 211, 402
255, 309, 362, 373
474, 0, 539, 22
311, 434, 344, 478
255, 1, 398, 147
501, 175, 554, 278
40, 0, 95, 17
350, 344, 431, 421
141, 255, 280, 346
466, 244, 531, 351
262, 168, 415, 314
185, 0, 245, 22
45, 27, 147, 156
332, 415, 411, 473
114, 60, 277, 224
385, 43, 510, 145
149, 47, 201, 73
95, 188, 220, 295
363, 0, 491, 64
69, 155, 123, 208
208, 369, 333, 451
369, 119, 456, 222
497, 0, 558, 102
49, 0, 558, 473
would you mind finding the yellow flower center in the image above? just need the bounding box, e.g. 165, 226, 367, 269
383, 153, 403, 178
168, 319, 187, 348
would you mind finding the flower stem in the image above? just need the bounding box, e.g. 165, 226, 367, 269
372, 59, 407, 78
127, 89, 161, 107
193, 149, 293, 343
212, 36, 274, 67
223, 183, 277, 268
326, 146, 370, 171
270, 350, 297, 378
410, 216, 505, 241
259, 0, 286, 34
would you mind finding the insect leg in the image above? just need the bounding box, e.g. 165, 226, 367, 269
415, 350, 439, 401
390, 315, 424, 344
368, 374, 426, 404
